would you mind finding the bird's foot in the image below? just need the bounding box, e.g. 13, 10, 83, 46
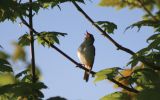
76, 63, 84, 68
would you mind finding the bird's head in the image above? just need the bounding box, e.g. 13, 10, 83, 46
84, 31, 95, 45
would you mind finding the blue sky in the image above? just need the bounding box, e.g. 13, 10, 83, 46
0, 0, 154, 100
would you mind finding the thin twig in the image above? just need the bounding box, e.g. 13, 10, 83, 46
20, 16, 139, 93
137, 0, 159, 21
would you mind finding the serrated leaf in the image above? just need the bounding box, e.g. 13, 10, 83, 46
148, 39, 160, 49
15, 69, 29, 78
147, 33, 160, 42
37, 31, 67, 47
18, 34, 31, 46
95, 21, 117, 34
100, 92, 130, 100
125, 20, 160, 31
94, 67, 121, 83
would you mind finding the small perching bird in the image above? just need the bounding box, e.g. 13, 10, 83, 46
77, 32, 95, 82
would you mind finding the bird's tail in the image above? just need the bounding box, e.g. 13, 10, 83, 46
83, 71, 89, 82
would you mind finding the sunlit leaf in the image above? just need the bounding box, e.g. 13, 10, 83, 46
114, 69, 133, 88
94, 67, 121, 83
100, 92, 130, 100
0, 73, 15, 86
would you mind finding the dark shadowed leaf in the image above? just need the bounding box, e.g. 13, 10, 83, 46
0, 51, 10, 59
18, 34, 31, 46
0, 82, 47, 97
125, 20, 160, 31
47, 96, 67, 100
15, 69, 29, 78
137, 87, 160, 100
95, 21, 117, 34
132, 68, 160, 88
37, 31, 67, 47
0, 59, 13, 72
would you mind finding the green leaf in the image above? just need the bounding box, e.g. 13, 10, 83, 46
15, 69, 29, 78
137, 87, 160, 100
0, 82, 47, 97
133, 68, 160, 88
0, 51, 10, 59
0, 0, 28, 22
147, 33, 160, 42
0, 59, 13, 72
95, 21, 117, 34
37, 31, 67, 47
100, 92, 130, 100
148, 38, 160, 49
47, 96, 67, 100
125, 20, 160, 31
94, 75, 107, 83
38, 0, 85, 9
94, 67, 121, 83
0, 73, 15, 86
18, 34, 31, 46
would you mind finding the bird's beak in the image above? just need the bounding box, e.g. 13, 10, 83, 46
85, 31, 90, 38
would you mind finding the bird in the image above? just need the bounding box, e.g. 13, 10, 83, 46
77, 31, 95, 82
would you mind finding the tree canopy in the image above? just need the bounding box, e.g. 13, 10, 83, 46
0, 0, 160, 100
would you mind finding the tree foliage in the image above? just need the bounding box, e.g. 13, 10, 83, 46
95, 0, 160, 100
0, 0, 160, 100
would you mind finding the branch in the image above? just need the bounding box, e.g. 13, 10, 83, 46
72, 2, 160, 70
72, 1, 135, 55
20, 16, 139, 93
29, 0, 37, 83
137, 0, 159, 21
